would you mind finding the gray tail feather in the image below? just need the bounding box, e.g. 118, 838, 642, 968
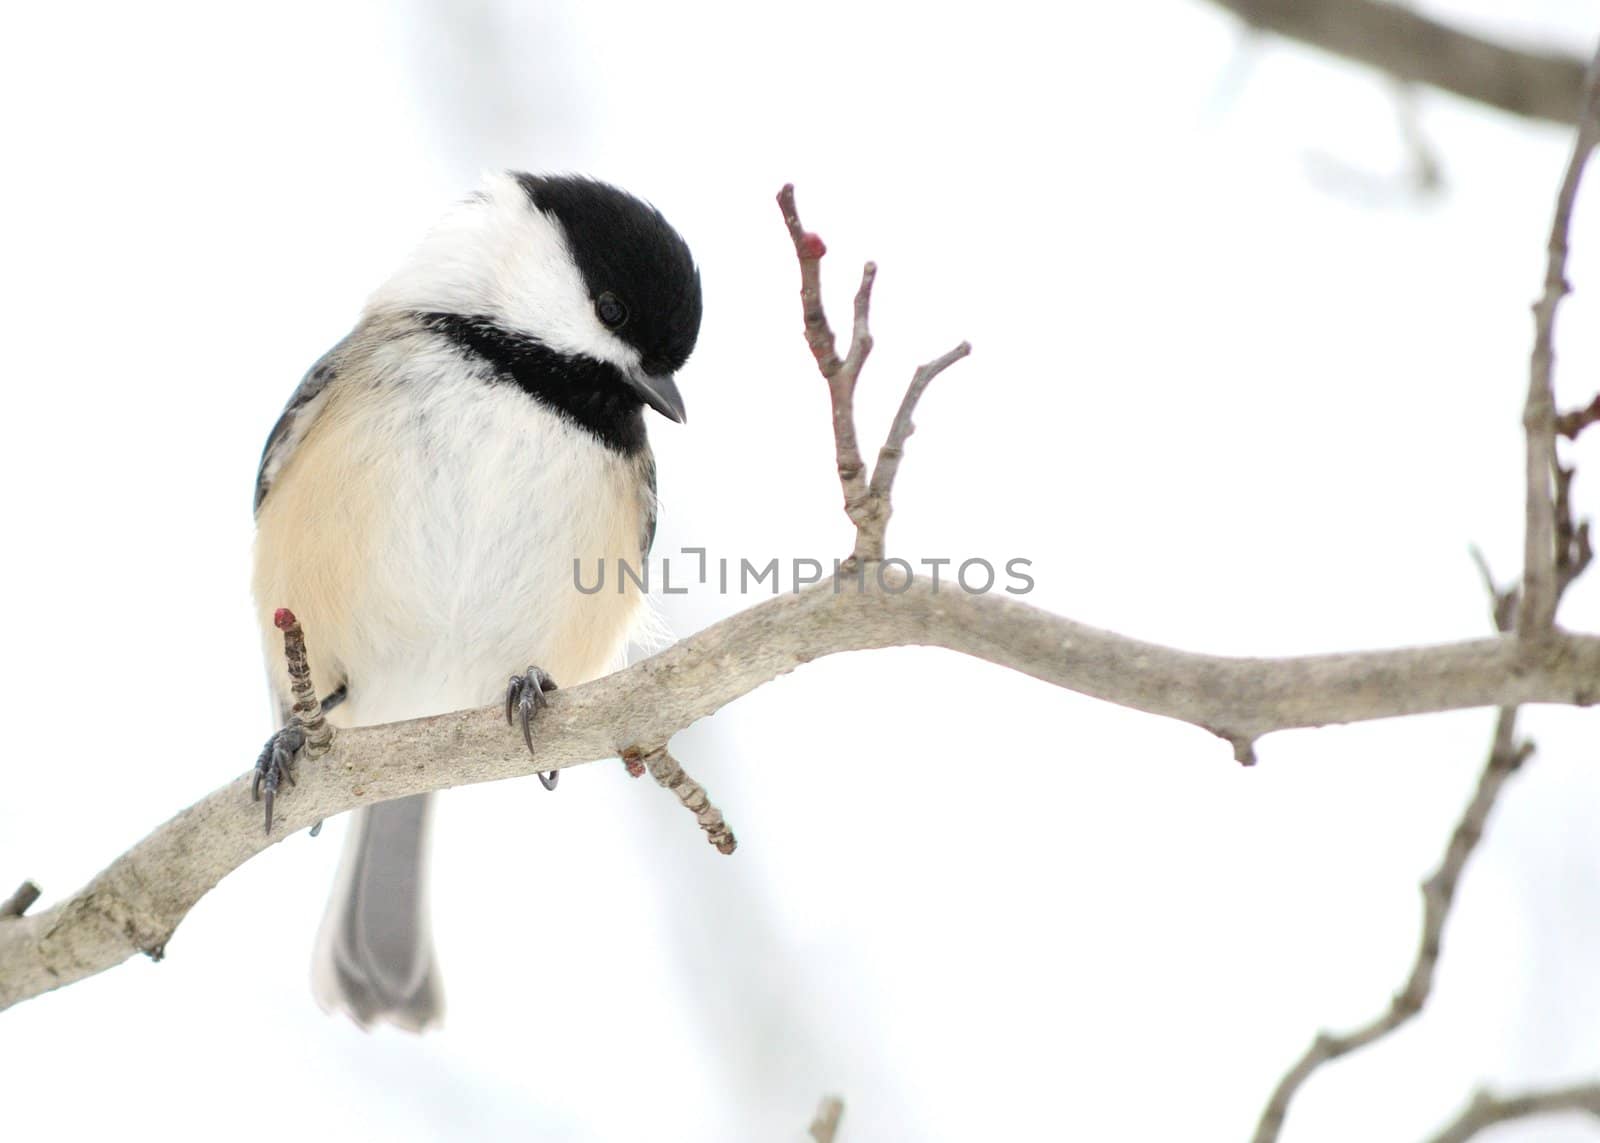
311, 793, 444, 1031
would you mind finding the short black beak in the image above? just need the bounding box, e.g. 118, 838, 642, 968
627, 370, 687, 424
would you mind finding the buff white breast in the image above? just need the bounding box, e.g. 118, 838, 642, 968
252, 340, 652, 728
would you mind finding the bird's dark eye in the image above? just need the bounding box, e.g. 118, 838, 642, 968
595, 292, 629, 330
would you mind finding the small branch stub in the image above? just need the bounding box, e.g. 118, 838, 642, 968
809, 1095, 846, 1143
627, 745, 737, 855
0, 881, 41, 919
1557, 393, 1600, 438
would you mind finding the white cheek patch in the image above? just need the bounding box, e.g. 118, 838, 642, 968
365, 171, 641, 372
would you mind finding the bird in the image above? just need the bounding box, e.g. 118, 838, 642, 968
250, 171, 702, 1030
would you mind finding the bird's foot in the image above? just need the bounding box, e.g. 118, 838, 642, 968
251, 686, 344, 835
506, 666, 560, 789
253, 723, 306, 833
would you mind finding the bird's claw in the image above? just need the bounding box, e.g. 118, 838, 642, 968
506, 666, 559, 789
253, 723, 306, 833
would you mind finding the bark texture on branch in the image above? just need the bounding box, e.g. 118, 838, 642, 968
1206, 0, 1589, 124
4, 576, 1600, 1011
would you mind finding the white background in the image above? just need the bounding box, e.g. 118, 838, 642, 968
2, 2, 1598, 1140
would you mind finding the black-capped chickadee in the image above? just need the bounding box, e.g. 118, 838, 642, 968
251, 172, 702, 1030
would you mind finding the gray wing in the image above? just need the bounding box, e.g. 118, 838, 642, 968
639, 449, 659, 560
253, 345, 343, 515
256, 342, 353, 715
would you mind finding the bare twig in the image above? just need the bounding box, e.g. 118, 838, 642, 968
275, 607, 331, 755
0, 881, 41, 920
808, 1095, 846, 1143
1467, 547, 1518, 636
1423, 1081, 1600, 1143
778, 185, 874, 538
1253, 67, 1600, 1131
1205, 0, 1589, 124
1519, 43, 1600, 636
779, 185, 970, 563
625, 745, 736, 855
865, 340, 973, 552
1251, 707, 1532, 1143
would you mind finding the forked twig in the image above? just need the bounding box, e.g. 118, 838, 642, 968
618, 187, 972, 860
778, 184, 970, 564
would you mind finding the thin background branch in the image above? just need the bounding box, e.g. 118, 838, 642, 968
1252, 38, 1600, 1143
1521, 45, 1600, 634
1251, 705, 1531, 1143
1205, 0, 1589, 124
1424, 1081, 1600, 1143
808, 1095, 845, 1143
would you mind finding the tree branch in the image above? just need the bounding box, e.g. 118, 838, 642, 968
1251, 705, 1531, 1143
1204, 0, 1590, 124
7, 179, 1600, 1037
4, 579, 1600, 1012
1252, 53, 1600, 1136
1521, 44, 1600, 634
1423, 1081, 1600, 1143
